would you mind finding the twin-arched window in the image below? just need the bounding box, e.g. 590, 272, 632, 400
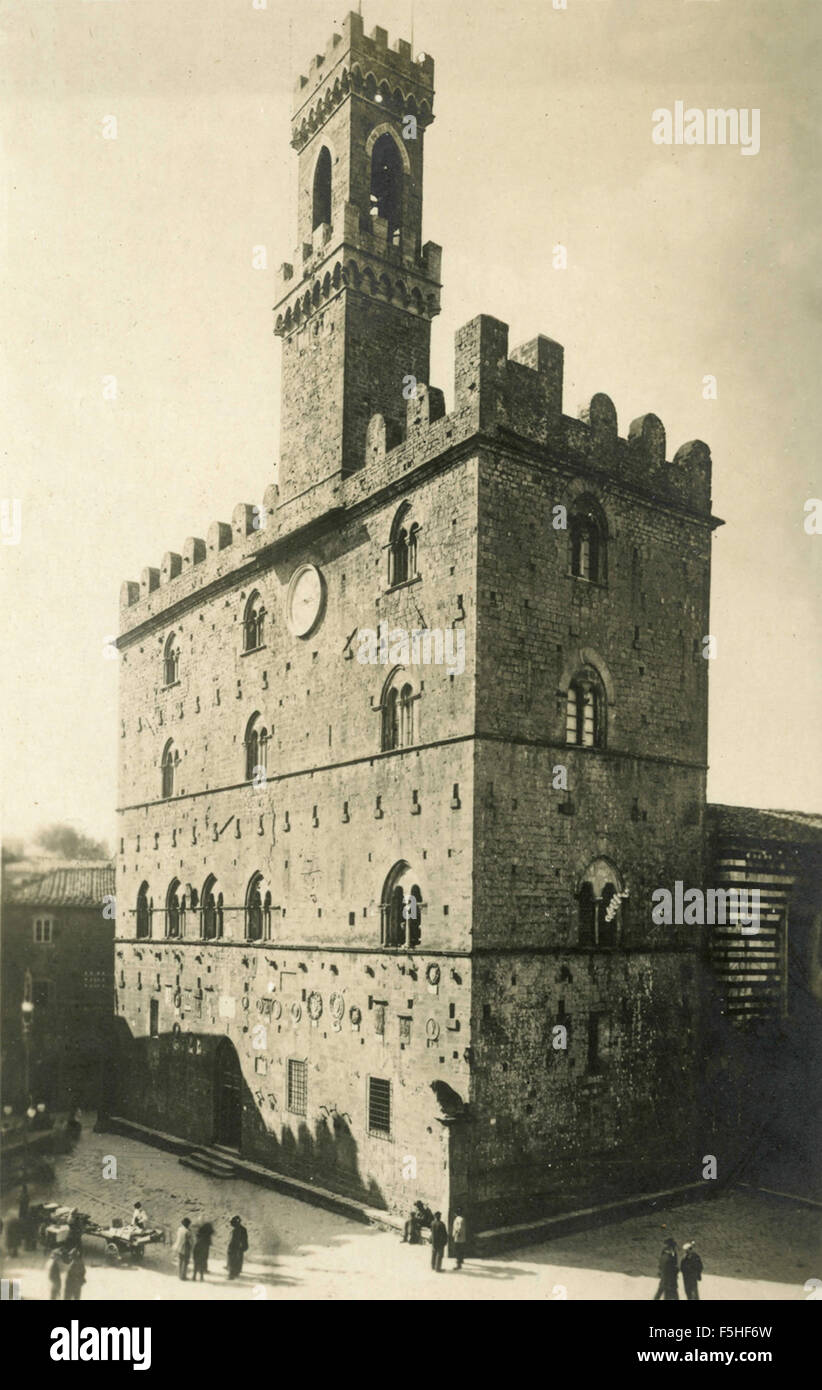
244, 712, 269, 781
166, 879, 184, 939
246, 872, 273, 942
570, 502, 607, 584
163, 632, 180, 687
201, 875, 223, 941
578, 860, 625, 948
136, 882, 152, 940
243, 591, 265, 652
381, 672, 416, 751
161, 740, 179, 798
566, 667, 606, 748
388, 503, 419, 587
380, 863, 423, 949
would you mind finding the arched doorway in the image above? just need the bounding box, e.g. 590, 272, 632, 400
214, 1039, 243, 1149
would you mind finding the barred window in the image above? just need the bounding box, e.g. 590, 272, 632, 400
83, 971, 107, 990
287, 1058, 307, 1116
367, 1076, 391, 1137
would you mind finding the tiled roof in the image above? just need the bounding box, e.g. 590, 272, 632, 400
708, 804, 822, 847
3, 861, 115, 908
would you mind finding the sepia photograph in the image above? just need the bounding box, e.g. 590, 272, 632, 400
1, 0, 820, 1350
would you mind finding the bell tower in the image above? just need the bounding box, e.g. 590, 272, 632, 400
274, 12, 442, 506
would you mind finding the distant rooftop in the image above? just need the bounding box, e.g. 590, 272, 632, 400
2, 860, 115, 908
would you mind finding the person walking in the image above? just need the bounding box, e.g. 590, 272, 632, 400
46, 1248, 63, 1300
173, 1218, 193, 1280
226, 1216, 248, 1280
64, 1248, 86, 1301
429, 1211, 448, 1272
450, 1210, 468, 1270
20, 1182, 37, 1251
67, 1209, 85, 1249
5, 1213, 23, 1257
680, 1241, 703, 1301
192, 1222, 213, 1281
653, 1237, 680, 1301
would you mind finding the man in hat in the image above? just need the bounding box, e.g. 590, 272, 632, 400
429, 1212, 448, 1273
173, 1217, 193, 1280
680, 1241, 703, 1301
226, 1215, 248, 1280
653, 1237, 680, 1300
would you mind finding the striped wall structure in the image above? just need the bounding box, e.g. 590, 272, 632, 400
707, 805, 822, 1023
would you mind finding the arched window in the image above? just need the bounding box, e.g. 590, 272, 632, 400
201, 875, 223, 941
570, 504, 607, 583
136, 882, 151, 940
577, 860, 625, 948
163, 632, 179, 686
161, 740, 179, 799
380, 670, 417, 751
566, 667, 605, 748
380, 863, 423, 949
244, 712, 268, 781
312, 146, 332, 230
388, 503, 418, 586
245, 872, 269, 942
243, 591, 265, 652
166, 879, 181, 939
370, 132, 403, 242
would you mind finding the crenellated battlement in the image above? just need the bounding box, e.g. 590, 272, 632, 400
120, 315, 714, 633
274, 230, 442, 335
292, 10, 434, 148
119, 486, 280, 634
350, 315, 713, 519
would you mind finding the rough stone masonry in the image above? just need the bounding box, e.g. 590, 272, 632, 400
113, 11, 722, 1229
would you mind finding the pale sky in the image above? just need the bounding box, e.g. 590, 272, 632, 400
1, 0, 820, 850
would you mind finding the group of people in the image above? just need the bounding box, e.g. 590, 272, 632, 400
402, 1202, 469, 1272
46, 1246, 86, 1301
173, 1214, 248, 1282
654, 1237, 704, 1301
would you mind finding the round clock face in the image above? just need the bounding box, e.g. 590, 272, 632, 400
286, 564, 325, 637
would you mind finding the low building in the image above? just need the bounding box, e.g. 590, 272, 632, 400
1, 861, 116, 1111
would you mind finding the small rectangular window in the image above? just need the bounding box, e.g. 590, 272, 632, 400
367, 1076, 391, 1137
287, 1058, 307, 1116
33, 918, 53, 943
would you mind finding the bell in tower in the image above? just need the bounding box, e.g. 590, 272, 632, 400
274, 11, 442, 507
